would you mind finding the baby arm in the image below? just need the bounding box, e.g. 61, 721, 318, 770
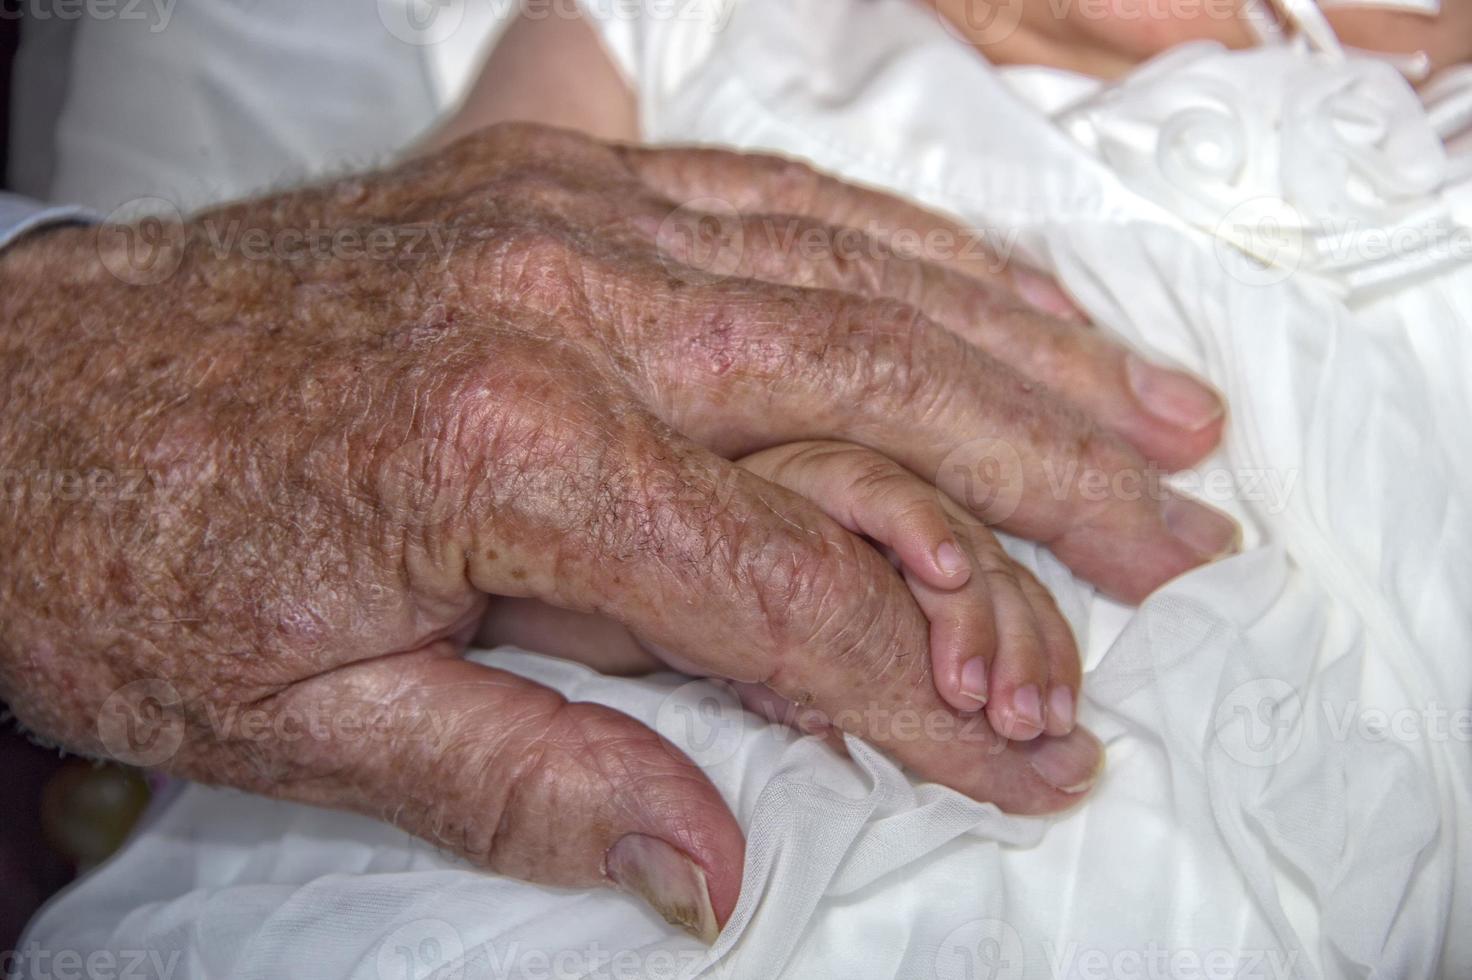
422, 9, 637, 152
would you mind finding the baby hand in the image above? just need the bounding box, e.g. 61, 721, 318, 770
738, 441, 1080, 741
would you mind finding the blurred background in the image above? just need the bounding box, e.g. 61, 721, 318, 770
0, 702, 150, 953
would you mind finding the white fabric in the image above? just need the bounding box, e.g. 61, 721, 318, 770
0, 193, 94, 249
20, 1, 1472, 978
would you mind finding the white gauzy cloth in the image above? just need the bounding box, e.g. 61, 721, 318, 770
21, 1, 1472, 978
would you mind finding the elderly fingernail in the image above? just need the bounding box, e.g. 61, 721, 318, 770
1012, 267, 1082, 320
1012, 684, 1044, 733
1048, 686, 1075, 732
936, 541, 970, 580
1164, 495, 1241, 560
1021, 727, 1105, 794
960, 657, 989, 707
1125, 354, 1224, 432
606, 833, 719, 945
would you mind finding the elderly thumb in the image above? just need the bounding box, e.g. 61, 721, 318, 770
255, 647, 743, 942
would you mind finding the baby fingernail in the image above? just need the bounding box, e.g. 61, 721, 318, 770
960, 657, 989, 706
936, 541, 969, 579
1022, 727, 1105, 794
1048, 686, 1075, 731
1164, 495, 1241, 560
1125, 353, 1224, 432
1012, 684, 1044, 731
606, 834, 720, 945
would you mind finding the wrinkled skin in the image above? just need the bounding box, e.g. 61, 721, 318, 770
0, 123, 1235, 939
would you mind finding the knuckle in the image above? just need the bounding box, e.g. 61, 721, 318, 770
365, 377, 494, 514
463, 224, 589, 317
374, 340, 635, 544
842, 453, 926, 510
463, 690, 568, 869
736, 520, 853, 648
744, 522, 919, 682
663, 282, 817, 389
470, 697, 693, 874
560, 425, 739, 586
845, 455, 903, 495
498, 169, 588, 217
578, 451, 678, 563
586, 432, 680, 553
825, 582, 929, 688
837, 299, 939, 407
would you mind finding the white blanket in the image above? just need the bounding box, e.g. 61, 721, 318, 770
23, 1, 1472, 977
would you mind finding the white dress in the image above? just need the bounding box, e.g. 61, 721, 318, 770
22, 1, 1472, 977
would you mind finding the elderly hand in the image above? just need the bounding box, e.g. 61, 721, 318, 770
0, 123, 1233, 941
